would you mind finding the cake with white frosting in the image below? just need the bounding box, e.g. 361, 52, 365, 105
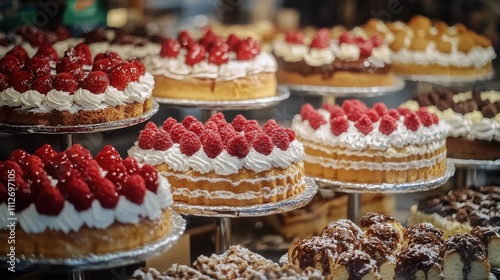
144, 29, 277, 101
128, 113, 306, 206
291, 100, 448, 184
0, 144, 173, 258
273, 28, 394, 87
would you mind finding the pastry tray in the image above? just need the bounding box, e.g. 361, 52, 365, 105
310, 161, 455, 193
154, 86, 290, 111
2, 210, 186, 271
0, 101, 159, 134
448, 158, 500, 170
171, 178, 317, 217
398, 70, 495, 85
280, 77, 405, 98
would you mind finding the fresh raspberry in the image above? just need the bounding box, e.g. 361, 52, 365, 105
160, 38, 181, 58
370, 35, 383, 47
109, 64, 132, 90
94, 51, 121, 62
243, 120, 261, 134
330, 116, 349, 136
35, 184, 65, 215
123, 156, 140, 175
48, 152, 73, 181
25, 61, 50, 77
227, 34, 241, 51
138, 124, 158, 149
92, 58, 120, 73
170, 123, 188, 143
177, 30, 195, 48
104, 162, 128, 191
358, 40, 373, 57
300, 103, 316, 120
308, 113, 327, 130
0, 73, 9, 91
388, 109, 400, 120
208, 43, 229, 65
6, 45, 29, 67
366, 109, 380, 122
0, 55, 21, 75
61, 174, 94, 211
404, 112, 421, 131
285, 31, 305, 44
379, 115, 397, 135
219, 123, 238, 144
23, 155, 45, 169
342, 99, 368, 114
53, 72, 78, 93
185, 43, 206, 66
162, 117, 178, 132
61, 62, 84, 81
127, 58, 146, 76
252, 132, 273, 155
339, 32, 355, 44
285, 128, 296, 141
120, 174, 147, 205
31, 75, 52, 94
153, 129, 173, 150
271, 128, 290, 150
231, 114, 248, 132
227, 135, 250, 158
310, 29, 330, 49
140, 164, 159, 193
79, 160, 101, 184
262, 119, 280, 135
202, 131, 224, 158
244, 129, 260, 144
397, 107, 412, 117
188, 121, 205, 135
207, 112, 226, 125
323, 104, 346, 119
1, 161, 24, 183
355, 115, 373, 135
236, 37, 260, 60
346, 106, 365, 122
36, 44, 58, 61
416, 108, 433, 127
181, 115, 198, 129
93, 177, 119, 209
431, 113, 439, 124
95, 145, 122, 172
81, 71, 109, 94
33, 144, 57, 166
10, 70, 33, 92
199, 29, 218, 48
14, 177, 35, 212
179, 131, 201, 156
23, 163, 47, 186
66, 144, 91, 166
204, 120, 219, 132
74, 43, 92, 65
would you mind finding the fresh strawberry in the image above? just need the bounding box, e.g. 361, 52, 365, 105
202, 131, 224, 158
138, 125, 157, 149
82, 71, 109, 94
162, 117, 178, 132
74, 43, 92, 65
236, 37, 260, 60
111, 62, 139, 83
54, 25, 70, 40
379, 115, 397, 135
231, 114, 248, 132
31, 75, 52, 94
177, 30, 195, 48
285, 128, 296, 141
93, 177, 119, 209
33, 144, 57, 166
330, 116, 349, 136
6, 45, 29, 67
346, 106, 365, 121
0, 55, 21, 75
208, 43, 229, 65
62, 173, 94, 211
370, 35, 383, 47
66, 144, 91, 168
61, 62, 84, 81
7, 149, 29, 167
94, 51, 121, 62
285, 31, 305, 44
127, 58, 146, 76
170, 123, 188, 143
108, 64, 132, 90
53, 72, 78, 93
36, 44, 58, 61
227, 34, 241, 51
358, 40, 373, 57
181, 115, 198, 128
404, 112, 421, 131
300, 103, 316, 120
120, 174, 147, 205
25, 61, 50, 77
179, 131, 201, 156
123, 156, 140, 175
262, 119, 280, 135
29, 55, 50, 66
252, 132, 273, 155
243, 120, 261, 133
388, 109, 400, 120
0, 73, 9, 91
10, 71, 33, 93
339, 32, 355, 44
366, 109, 380, 122
140, 164, 159, 193
355, 115, 373, 135
310, 29, 330, 49
227, 135, 250, 158
95, 145, 122, 170
92, 58, 119, 73
188, 121, 205, 135
185, 43, 206, 66
160, 38, 181, 58
23, 155, 44, 169
153, 129, 173, 150
308, 113, 327, 129
397, 107, 412, 117
56, 56, 77, 73
35, 184, 65, 215
204, 120, 219, 132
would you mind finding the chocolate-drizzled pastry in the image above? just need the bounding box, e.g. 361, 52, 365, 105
321, 219, 364, 241
395, 244, 443, 280
440, 234, 490, 280
365, 223, 403, 252
356, 237, 397, 280
470, 226, 500, 267
288, 236, 340, 274
330, 250, 379, 280
359, 212, 397, 228
404, 223, 444, 249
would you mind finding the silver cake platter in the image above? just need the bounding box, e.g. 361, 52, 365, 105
3, 210, 186, 271
0, 101, 159, 134
448, 158, 500, 170
398, 70, 495, 86
280, 77, 405, 98
154, 86, 290, 111
172, 178, 317, 218
310, 161, 455, 193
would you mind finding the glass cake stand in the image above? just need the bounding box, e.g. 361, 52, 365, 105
0, 210, 186, 279
172, 178, 318, 254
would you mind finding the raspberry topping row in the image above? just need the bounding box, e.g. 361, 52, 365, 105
137, 114, 296, 158
300, 100, 439, 136
0, 144, 159, 216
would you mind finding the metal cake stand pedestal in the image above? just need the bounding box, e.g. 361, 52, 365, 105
448, 158, 500, 187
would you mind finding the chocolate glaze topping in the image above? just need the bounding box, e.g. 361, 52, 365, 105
290, 236, 339, 274
404, 223, 444, 246
335, 250, 377, 280
366, 223, 401, 252
469, 226, 499, 253
440, 234, 488, 279
321, 219, 364, 240
355, 237, 392, 266
359, 212, 397, 228
395, 244, 442, 280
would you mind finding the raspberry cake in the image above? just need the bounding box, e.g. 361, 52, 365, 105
145, 30, 278, 101
0, 144, 173, 258
128, 113, 306, 206
291, 100, 448, 184
0, 43, 154, 125
274, 29, 394, 87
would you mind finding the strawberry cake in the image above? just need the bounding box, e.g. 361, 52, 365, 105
0, 144, 173, 258
144, 30, 278, 101
291, 100, 448, 184
273, 29, 394, 87
128, 113, 306, 206
0, 42, 154, 125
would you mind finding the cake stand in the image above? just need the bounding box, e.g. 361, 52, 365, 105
0, 210, 186, 280
447, 158, 500, 187
172, 178, 318, 254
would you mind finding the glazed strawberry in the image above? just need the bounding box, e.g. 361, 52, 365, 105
0, 55, 21, 75
388, 109, 400, 120
252, 132, 273, 155
204, 120, 219, 132
61, 62, 84, 81
94, 51, 121, 62
15, 176, 34, 212
153, 129, 173, 150
285, 128, 296, 141
372, 102, 389, 116
113, 62, 139, 82
262, 119, 280, 135
93, 177, 119, 209
178, 30, 195, 48
109, 64, 132, 90
308, 113, 327, 129
74, 43, 92, 65
6, 45, 29, 67
127, 58, 146, 75
227, 34, 241, 51
0, 73, 9, 91
370, 35, 383, 48
95, 145, 122, 170
230, 114, 247, 132
404, 112, 421, 131
138, 125, 157, 149
236, 37, 260, 60
53, 72, 78, 93
379, 115, 397, 135
330, 116, 349, 136
227, 135, 250, 158
33, 144, 57, 166
202, 131, 224, 158
160, 38, 181, 58
179, 131, 201, 156
219, 123, 238, 144
120, 174, 147, 205
285, 31, 305, 44
339, 32, 355, 44
208, 43, 229, 65
162, 117, 178, 132
10, 71, 33, 93
56, 56, 77, 73
35, 44, 58, 61
92, 58, 120, 73
300, 103, 316, 120
123, 156, 140, 175
185, 43, 206, 66
82, 71, 109, 94
140, 164, 159, 193
271, 128, 290, 150
170, 123, 188, 143
355, 115, 373, 135
181, 115, 198, 129
35, 184, 65, 215
26, 61, 50, 77
397, 107, 412, 117
244, 120, 261, 133
346, 107, 365, 122
310, 29, 330, 49
366, 109, 380, 122
62, 174, 94, 211
29, 55, 50, 66
358, 40, 373, 57
188, 121, 205, 135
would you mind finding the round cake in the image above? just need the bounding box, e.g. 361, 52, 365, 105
128, 113, 306, 206
144, 30, 278, 101
0, 144, 173, 258
363, 15, 496, 77
291, 100, 448, 184
273, 28, 394, 87
0, 42, 154, 125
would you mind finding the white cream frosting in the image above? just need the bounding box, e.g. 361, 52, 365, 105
0, 88, 21, 107
74, 88, 106, 109
334, 43, 360, 61
19, 90, 45, 108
